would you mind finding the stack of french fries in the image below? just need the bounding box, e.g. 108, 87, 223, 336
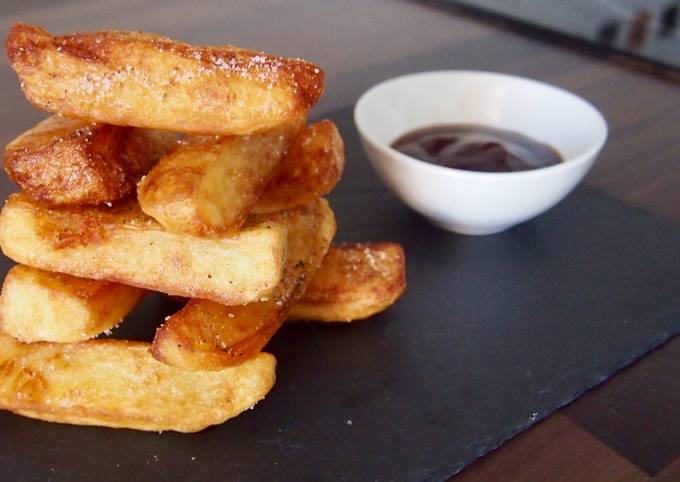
0, 24, 406, 432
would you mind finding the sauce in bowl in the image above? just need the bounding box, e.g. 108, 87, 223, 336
391, 124, 562, 173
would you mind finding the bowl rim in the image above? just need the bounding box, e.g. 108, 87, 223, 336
353, 70, 608, 181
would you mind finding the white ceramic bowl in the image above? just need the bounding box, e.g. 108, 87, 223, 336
354, 71, 608, 235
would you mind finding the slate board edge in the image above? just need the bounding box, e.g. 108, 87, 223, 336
428, 325, 680, 481
419, 183, 680, 481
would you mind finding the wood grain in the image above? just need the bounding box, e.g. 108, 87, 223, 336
654, 458, 680, 481
456, 415, 650, 482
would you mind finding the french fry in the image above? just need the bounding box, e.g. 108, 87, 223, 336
0, 265, 144, 343
0, 243, 403, 344
6, 24, 324, 135
4, 116, 175, 206
253, 120, 344, 213
289, 243, 406, 322
0, 193, 286, 305
152, 198, 336, 370
0, 21, 410, 435
0, 333, 276, 433
138, 120, 302, 236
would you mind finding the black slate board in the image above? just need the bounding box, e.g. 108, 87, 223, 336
2, 106, 680, 482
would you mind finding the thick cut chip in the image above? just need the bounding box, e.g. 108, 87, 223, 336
4, 116, 175, 206
253, 120, 345, 213
0, 193, 286, 305
0, 243, 402, 344
289, 243, 406, 322
152, 199, 336, 370
138, 120, 302, 236
0, 334, 275, 432
6, 24, 324, 135
0, 265, 144, 343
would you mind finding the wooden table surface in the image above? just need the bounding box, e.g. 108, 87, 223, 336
1, 1, 679, 480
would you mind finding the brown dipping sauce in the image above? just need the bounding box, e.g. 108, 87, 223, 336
391, 124, 563, 173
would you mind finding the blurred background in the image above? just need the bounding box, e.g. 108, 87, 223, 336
448, 0, 680, 68
2, 0, 677, 127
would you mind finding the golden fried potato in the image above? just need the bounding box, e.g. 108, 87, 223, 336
4, 116, 175, 206
0, 243, 401, 345
289, 243, 406, 322
0, 333, 275, 432
254, 120, 345, 213
138, 120, 302, 236
0, 193, 286, 305
0, 265, 144, 343
6, 24, 324, 135
152, 199, 335, 370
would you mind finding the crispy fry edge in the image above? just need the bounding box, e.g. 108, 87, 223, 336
151, 199, 336, 370
288, 243, 406, 322
6, 23, 324, 135
0, 334, 276, 433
